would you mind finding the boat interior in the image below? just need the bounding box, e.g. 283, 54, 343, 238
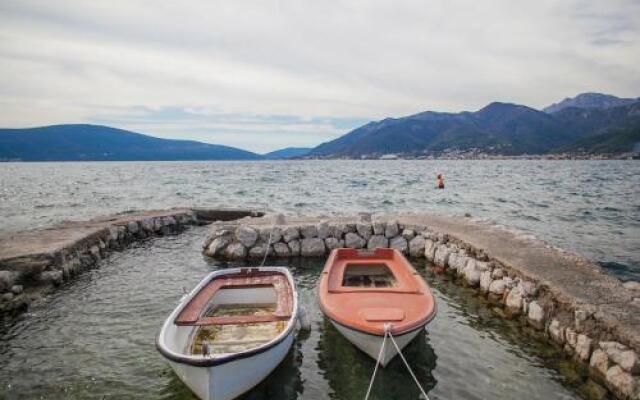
173, 269, 293, 356
342, 263, 397, 288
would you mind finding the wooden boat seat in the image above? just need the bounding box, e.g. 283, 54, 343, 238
175, 271, 293, 326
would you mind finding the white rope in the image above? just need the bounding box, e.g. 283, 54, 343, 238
259, 221, 276, 267
364, 324, 431, 400
388, 331, 430, 400
364, 330, 388, 400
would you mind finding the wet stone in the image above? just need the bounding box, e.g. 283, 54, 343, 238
288, 240, 301, 256
408, 235, 426, 258
224, 243, 247, 260
345, 233, 366, 249
282, 226, 300, 243
389, 236, 408, 254
367, 235, 388, 250
259, 227, 282, 244
273, 242, 291, 257
300, 238, 325, 257
300, 225, 318, 238
324, 237, 343, 251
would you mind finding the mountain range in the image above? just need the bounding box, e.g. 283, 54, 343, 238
309, 93, 640, 158
1, 93, 639, 161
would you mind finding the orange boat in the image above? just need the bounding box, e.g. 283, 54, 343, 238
318, 248, 437, 366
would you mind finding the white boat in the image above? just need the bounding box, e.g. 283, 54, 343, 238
318, 248, 437, 366
156, 267, 298, 400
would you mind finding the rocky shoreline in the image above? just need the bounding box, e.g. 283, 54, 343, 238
0, 208, 262, 319
204, 213, 640, 400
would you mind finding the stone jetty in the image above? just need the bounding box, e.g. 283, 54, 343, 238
0, 208, 262, 318
204, 213, 640, 400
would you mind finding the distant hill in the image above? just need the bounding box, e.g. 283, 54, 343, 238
309, 95, 640, 158
0, 124, 263, 161
543, 93, 639, 114
263, 147, 311, 160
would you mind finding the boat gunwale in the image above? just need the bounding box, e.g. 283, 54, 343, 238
155, 266, 298, 367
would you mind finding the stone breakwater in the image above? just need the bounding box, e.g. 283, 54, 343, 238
0, 208, 262, 319
204, 213, 640, 400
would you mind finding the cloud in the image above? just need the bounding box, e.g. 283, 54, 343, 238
0, 0, 639, 152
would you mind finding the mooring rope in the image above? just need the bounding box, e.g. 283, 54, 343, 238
259, 221, 277, 268
364, 324, 431, 400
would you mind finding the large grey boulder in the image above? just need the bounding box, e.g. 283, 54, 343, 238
590, 349, 609, 376
424, 240, 437, 262
301, 225, 318, 238
489, 279, 507, 295
433, 245, 453, 267
356, 223, 373, 240
249, 242, 272, 259
39, 270, 64, 286
600, 342, 640, 374
235, 226, 259, 247
527, 301, 545, 327
127, 221, 140, 235
605, 365, 636, 399
325, 237, 344, 251
288, 240, 301, 256
260, 227, 282, 243
389, 236, 408, 254
301, 238, 326, 256
282, 226, 300, 242
0, 271, 17, 292
204, 235, 232, 257
463, 263, 481, 286
385, 221, 399, 238
372, 222, 385, 235
345, 233, 366, 249
140, 218, 155, 232
408, 236, 426, 258
273, 242, 291, 257
367, 235, 388, 249
317, 222, 330, 239
329, 225, 344, 239
402, 229, 415, 240
224, 242, 247, 259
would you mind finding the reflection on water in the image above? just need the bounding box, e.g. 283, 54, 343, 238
0, 228, 612, 399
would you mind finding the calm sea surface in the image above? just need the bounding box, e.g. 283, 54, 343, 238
0, 160, 638, 280
0, 228, 612, 399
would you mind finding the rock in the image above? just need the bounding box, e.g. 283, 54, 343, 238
424, 240, 437, 262
605, 366, 636, 399
518, 281, 537, 298
623, 281, 640, 291
505, 288, 523, 313
163, 216, 177, 227
367, 235, 389, 249
527, 301, 545, 326
235, 226, 259, 247
372, 222, 385, 235
489, 279, 507, 295
389, 236, 408, 254
491, 268, 504, 279
273, 242, 291, 257
260, 227, 282, 243
282, 226, 300, 242
548, 319, 564, 343
329, 225, 344, 239
385, 221, 399, 238
575, 334, 593, 362
89, 245, 101, 261
452, 255, 471, 275
140, 218, 155, 232
345, 233, 366, 249
475, 261, 491, 272
40, 270, 64, 286
224, 243, 247, 259
288, 240, 301, 256
566, 328, 578, 348
317, 222, 330, 239
127, 221, 140, 235
301, 238, 326, 256
2, 292, 14, 301
356, 223, 373, 240
107, 226, 119, 243
600, 342, 639, 374
590, 349, 610, 376
153, 218, 164, 232
463, 263, 481, 287
575, 309, 589, 331
11, 285, 23, 295
502, 276, 515, 289
301, 225, 318, 238
249, 242, 272, 259
204, 235, 232, 257
343, 224, 356, 234
433, 245, 453, 267
408, 236, 426, 258
325, 237, 343, 251
0, 270, 17, 292
480, 271, 493, 292
402, 229, 415, 240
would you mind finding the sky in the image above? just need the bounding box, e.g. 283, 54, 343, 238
1, 1, 639, 153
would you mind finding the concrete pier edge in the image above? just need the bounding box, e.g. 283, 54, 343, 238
0, 208, 263, 318
203, 212, 640, 400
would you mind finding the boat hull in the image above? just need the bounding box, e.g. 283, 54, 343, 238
330, 319, 424, 366
167, 332, 295, 400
